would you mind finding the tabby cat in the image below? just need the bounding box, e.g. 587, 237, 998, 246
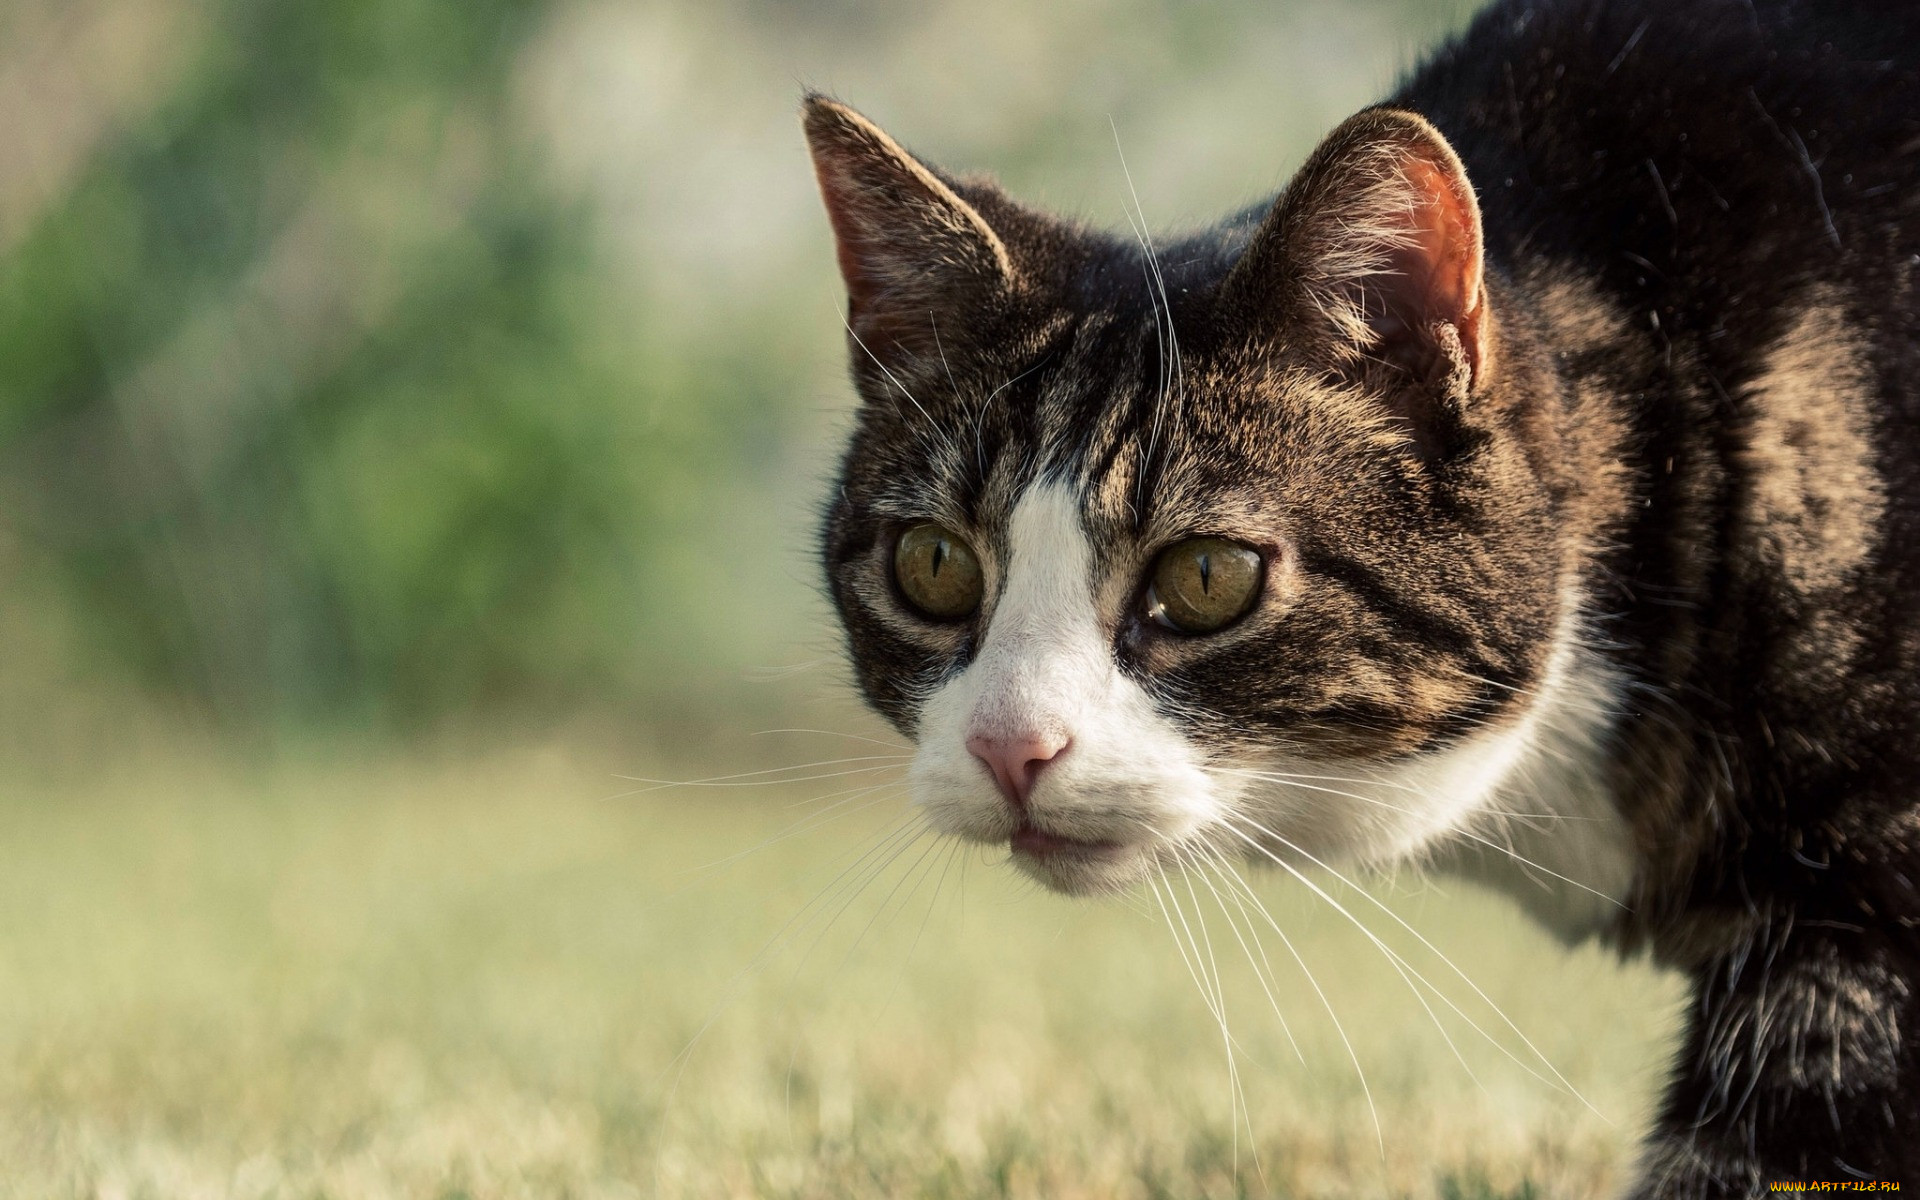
801, 0, 1920, 1192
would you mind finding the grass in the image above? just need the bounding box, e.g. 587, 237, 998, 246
0, 741, 1686, 1198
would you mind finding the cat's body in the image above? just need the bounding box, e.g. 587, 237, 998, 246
803, 0, 1920, 1193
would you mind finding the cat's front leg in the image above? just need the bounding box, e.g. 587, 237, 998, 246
1629, 921, 1919, 1198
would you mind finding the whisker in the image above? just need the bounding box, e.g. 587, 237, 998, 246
843, 315, 937, 428
1220, 814, 1608, 1120
612, 759, 909, 794
750, 728, 912, 750
1110, 118, 1183, 522
769, 820, 936, 1144
1171, 848, 1258, 1180
1194, 853, 1384, 1157
1150, 867, 1224, 1027
832, 831, 946, 976
1212, 767, 1600, 824
1206, 846, 1490, 1102
787, 822, 935, 982
1207, 766, 1424, 793
970, 356, 1051, 480
740, 817, 931, 1024
1151, 860, 1262, 1167
871, 838, 962, 1017
674, 784, 905, 881
1148, 866, 1240, 1098
1442, 824, 1629, 905
1458, 671, 1635, 721
1181, 847, 1294, 1187
1186, 846, 1307, 1071
841, 308, 977, 475
782, 778, 903, 810
781, 835, 962, 1140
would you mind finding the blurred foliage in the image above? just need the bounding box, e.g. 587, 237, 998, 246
0, 0, 783, 737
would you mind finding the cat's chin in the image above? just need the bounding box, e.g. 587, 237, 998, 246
1006, 833, 1156, 896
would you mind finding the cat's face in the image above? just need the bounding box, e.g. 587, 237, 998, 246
806, 97, 1588, 897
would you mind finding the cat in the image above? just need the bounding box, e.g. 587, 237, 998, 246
800, 0, 1920, 1193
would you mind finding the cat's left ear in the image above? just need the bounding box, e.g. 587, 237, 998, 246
801, 94, 1020, 373
1225, 108, 1492, 395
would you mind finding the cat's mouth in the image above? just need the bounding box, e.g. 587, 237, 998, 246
1006, 820, 1149, 895
1009, 822, 1129, 861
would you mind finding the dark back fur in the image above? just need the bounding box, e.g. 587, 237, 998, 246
1408, 4, 1920, 1187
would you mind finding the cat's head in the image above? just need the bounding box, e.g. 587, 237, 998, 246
804, 95, 1593, 897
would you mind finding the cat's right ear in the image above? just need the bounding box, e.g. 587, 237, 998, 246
802, 95, 1018, 374
1223, 108, 1493, 405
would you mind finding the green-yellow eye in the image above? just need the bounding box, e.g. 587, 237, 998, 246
1144, 537, 1263, 634
893, 524, 984, 620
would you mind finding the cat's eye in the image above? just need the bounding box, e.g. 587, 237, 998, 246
893, 524, 984, 620
1143, 537, 1264, 634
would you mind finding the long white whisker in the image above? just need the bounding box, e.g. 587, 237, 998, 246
1185, 846, 1304, 1068
750, 728, 911, 750
1110, 118, 1181, 521
970, 356, 1052, 479
1217, 836, 1565, 1106
772, 818, 932, 992
1212, 767, 1601, 825
783, 777, 903, 810
1445, 824, 1630, 906
930, 313, 960, 399
1208, 845, 1489, 1102
1220, 815, 1607, 1120
613, 755, 910, 792
1217, 770, 1624, 901
843, 315, 935, 428
1150, 859, 1263, 1174
871, 838, 961, 1019
768, 820, 936, 1150
1207, 766, 1424, 793
764, 817, 924, 972
1458, 671, 1634, 721
1196, 855, 1384, 1157
1183, 848, 1297, 1187
1148, 869, 1230, 1057
1171, 848, 1257, 1180
832, 832, 946, 976
1149, 868, 1231, 1037
842, 313, 970, 471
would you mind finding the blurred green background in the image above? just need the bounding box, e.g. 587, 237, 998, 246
0, 2, 1689, 1197
0, 0, 1471, 756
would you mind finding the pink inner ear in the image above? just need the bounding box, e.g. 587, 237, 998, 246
1387, 153, 1488, 385
1403, 158, 1480, 318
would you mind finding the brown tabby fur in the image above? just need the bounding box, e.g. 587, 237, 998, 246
804, 0, 1920, 1193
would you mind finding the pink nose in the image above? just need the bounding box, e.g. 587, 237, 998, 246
966, 730, 1071, 808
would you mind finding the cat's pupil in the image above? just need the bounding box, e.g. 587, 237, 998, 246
1145, 537, 1263, 634
892, 523, 984, 620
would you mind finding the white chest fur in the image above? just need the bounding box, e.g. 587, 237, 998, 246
1421, 634, 1639, 942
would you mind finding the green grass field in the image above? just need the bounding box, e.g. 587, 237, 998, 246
0, 745, 1686, 1198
